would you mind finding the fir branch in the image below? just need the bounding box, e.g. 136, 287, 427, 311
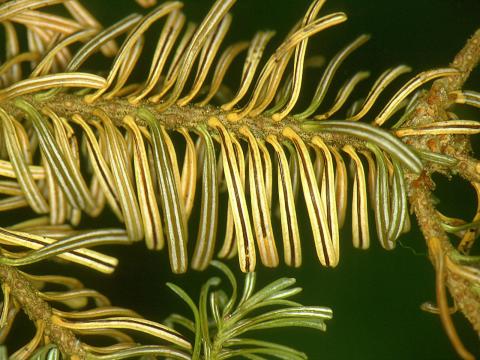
405, 28, 480, 360
166, 261, 332, 360
0, 0, 479, 358
0, 263, 87, 359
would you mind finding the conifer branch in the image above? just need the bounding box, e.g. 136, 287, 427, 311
0, 264, 87, 359
405, 28, 480, 360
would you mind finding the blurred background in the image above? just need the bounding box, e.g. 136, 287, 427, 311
5, 0, 480, 359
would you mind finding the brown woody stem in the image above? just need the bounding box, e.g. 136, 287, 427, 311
405, 28, 480, 360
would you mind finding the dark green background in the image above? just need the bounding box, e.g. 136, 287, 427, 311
6, 0, 480, 359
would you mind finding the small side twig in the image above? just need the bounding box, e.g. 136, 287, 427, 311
450, 153, 480, 184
